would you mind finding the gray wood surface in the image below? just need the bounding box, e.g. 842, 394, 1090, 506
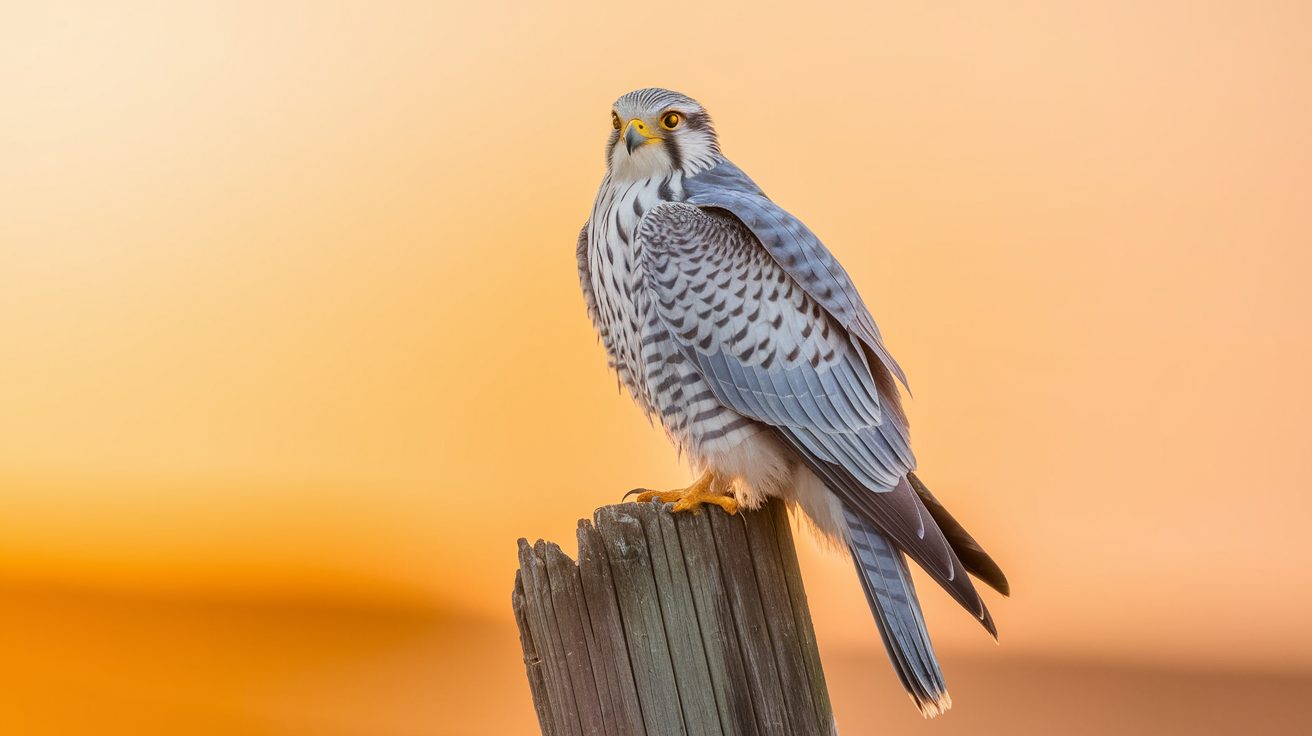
512, 499, 837, 736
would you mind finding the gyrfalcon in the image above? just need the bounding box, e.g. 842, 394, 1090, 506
576, 87, 1009, 717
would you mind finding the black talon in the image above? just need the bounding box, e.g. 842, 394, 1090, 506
623, 488, 650, 501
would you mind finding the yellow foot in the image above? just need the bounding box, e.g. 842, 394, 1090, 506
625, 474, 739, 515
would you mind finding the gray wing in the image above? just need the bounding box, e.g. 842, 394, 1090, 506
641, 204, 885, 437
684, 159, 910, 410
638, 202, 994, 635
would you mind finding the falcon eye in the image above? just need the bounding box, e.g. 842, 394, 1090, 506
611, 112, 622, 130
661, 112, 682, 130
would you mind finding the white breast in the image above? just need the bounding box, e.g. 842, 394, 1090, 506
586, 174, 679, 417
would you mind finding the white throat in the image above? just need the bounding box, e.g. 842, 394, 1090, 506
608, 143, 675, 183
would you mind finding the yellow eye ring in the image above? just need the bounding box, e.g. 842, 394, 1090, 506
661, 112, 682, 130
611, 112, 622, 130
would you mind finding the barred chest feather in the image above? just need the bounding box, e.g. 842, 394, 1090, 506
587, 172, 680, 415
586, 173, 757, 457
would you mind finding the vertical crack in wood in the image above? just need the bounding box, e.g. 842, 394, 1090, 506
519, 539, 585, 736
542, 541, 607, 734
577, 519, 647, 736
706, 507, 791, 735
672, 508, 762, 736
741, 505, 822, 735
514, 569, 559, 736
594, 506, 688, 736
637, 502, 723, 736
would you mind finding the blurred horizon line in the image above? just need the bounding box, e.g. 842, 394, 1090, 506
7, 575, 1310, 681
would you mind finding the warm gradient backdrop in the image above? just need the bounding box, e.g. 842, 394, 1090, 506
2, 1, 1310, 734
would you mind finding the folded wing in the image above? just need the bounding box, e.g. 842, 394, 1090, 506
637, 202, 995, 634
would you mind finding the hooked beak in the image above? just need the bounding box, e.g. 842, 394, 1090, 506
624, 118, 658, 153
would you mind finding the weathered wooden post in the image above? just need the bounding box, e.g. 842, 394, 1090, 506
512, 498, 836, 736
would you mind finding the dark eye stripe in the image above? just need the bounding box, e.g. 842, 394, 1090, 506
682, 112, 711, 131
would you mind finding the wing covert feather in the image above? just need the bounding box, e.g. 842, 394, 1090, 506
684, 160, 910, 392
639, 203, 884, 436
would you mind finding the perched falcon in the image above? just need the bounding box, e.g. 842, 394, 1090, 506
577, 88, 1009, 717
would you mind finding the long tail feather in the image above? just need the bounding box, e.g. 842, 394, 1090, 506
846, 508, 951, 718
907, 472, 1010, 596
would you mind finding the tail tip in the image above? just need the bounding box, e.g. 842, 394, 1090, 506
915, 690, 953, 719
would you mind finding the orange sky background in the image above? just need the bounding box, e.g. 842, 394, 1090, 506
2, 2, 1311, 733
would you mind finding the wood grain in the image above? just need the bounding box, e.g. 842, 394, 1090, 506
512, 499, 835, 736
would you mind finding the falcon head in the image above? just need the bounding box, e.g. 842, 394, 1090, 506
606, 88, 720, 180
